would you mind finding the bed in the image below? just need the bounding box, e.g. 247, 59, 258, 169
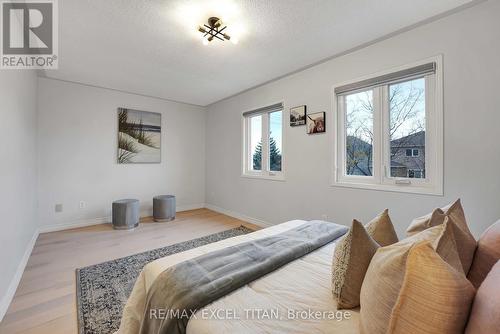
117, 220, 359, 334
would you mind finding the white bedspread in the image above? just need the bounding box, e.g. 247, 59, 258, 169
117, 220, 360, 334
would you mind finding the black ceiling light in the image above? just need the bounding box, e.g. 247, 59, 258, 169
198, 17, 238, 45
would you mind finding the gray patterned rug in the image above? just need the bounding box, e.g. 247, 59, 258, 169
76, 226, 253, 334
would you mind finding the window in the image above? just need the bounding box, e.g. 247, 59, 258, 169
269, 110, 283, 172
405, 149, 420, 157
408, 169, 424, 178
249, 115, 262, 171
345, 90, 374, 176
334, 58, 443, 195
243, 103, 284, 180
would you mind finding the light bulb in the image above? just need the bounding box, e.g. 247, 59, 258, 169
202, 37, 209, 46
231, 37, 239, 45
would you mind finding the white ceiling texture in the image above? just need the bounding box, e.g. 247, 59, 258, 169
42, 0, 477, 106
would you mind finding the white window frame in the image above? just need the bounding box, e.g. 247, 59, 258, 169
242, 102, 285, 181
332, 56, 443, 195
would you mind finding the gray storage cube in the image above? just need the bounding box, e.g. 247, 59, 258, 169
153, 195, 176, 222
112, 199, 140, 230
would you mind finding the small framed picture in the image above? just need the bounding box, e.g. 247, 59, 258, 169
306, 112, 326, 134
290, 105, 306, 126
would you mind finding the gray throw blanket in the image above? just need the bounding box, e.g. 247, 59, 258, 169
139, 221, 348, 334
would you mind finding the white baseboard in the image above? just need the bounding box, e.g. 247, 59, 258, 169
205, 203, 272, 228
177, 203, 206, 212
38, 203, 207, 234
0, 228, 39, 322
39, 217, 110, 233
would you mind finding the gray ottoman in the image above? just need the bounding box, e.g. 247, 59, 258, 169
112, 199, 140, 230
153, 195, 176, 222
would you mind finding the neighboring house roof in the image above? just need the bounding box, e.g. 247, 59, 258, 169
391, 131, 425, 148
348, 131, 425, 151
347, 135, 372, 151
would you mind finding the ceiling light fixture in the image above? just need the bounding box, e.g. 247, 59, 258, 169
198, 17, 237, 45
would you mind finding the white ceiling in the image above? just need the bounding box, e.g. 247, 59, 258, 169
43, 0, 476, 106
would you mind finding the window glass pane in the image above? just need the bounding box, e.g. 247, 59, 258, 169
250, 115, 262, 171
408, 169, 424, 178
389, 78, 426, 179
269, 111, 282, 171
345, 90, 374, 176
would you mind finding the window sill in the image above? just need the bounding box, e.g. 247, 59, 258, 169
241, 173, 286, 182
331, 180, 443, 196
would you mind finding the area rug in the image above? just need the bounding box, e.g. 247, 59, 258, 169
76, 226, 253, 334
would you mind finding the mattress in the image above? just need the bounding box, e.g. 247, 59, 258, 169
117, 220, 360, 334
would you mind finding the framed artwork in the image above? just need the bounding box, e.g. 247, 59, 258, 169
306, 112, 326, 134
117, 108, 161, 164
290, 105, 306, 126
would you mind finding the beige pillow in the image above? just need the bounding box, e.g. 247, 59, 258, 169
332, 210, 398, 309
359, 218, 463, 334
388, 242, 475, 334
365, 209, 399, 246
407, 199, 471, 236
406, 199, 476, 273
442, 199, 473, 235
406, 208, 445, 236
332, 220, 379, 309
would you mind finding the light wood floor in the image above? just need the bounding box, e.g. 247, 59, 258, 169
0, 209, 257, 334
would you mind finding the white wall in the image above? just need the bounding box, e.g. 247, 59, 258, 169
0, 71, 38, 319
205, 0, 500, 238
37, 78, 206, 230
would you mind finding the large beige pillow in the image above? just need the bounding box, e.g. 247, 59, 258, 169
359, 218, 463, 334
406, 199, 476, 273
388, 242, 475, 334
332, 210, 398, 309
